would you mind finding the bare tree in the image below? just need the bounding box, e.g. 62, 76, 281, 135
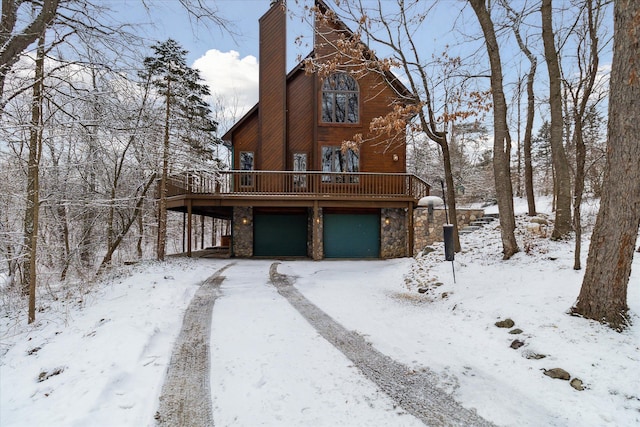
96, 71, 159, 273
541, 0, 573, 239
304, 1, 498, 253
0, 0, 61, 103
502, 0, 537, 216
561, 0, 608, 270
1, 0, 232, 112
0, 0, 233, 326
23, 33, 45, 323
572, 0, 640, 331
469, 0, 519, 259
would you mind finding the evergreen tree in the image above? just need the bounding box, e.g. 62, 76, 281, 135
140, 39, 218, 261
532, 121, 551, 162
531, 121, 554, 197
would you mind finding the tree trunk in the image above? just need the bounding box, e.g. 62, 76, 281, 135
573, 125, 586, 270
571, 1, 600, 270
469, 0, 519, 259
502, 0, 537, 216
79, 122, 97, 269
440, 136, 461, 252
573, 0, 640, 331
0, 0, 60, 105
107, 185, 116, 258
157, 79, 170, 261
523, 64, 537, 217
99, 173, 156, 273
137, 209, 144, 259
23, 34, 45, 323
541, 0, 573, 239
57, 200, 70, 281
521, 41, 537, 217
516, 80, 522, 199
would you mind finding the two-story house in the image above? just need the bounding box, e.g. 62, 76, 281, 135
164, 0, 430, 259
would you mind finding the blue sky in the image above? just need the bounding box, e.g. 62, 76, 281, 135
105, 0, 613, 135
106, 0, 322, 129
110, 0, 313, 67
108, 1, 481, 127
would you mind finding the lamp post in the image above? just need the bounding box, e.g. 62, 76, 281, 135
418, 192, 456, 283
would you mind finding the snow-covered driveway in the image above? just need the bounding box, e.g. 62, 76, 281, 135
155, 259, 491, 426
207, 260, 425, 426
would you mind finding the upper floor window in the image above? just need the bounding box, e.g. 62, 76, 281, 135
239, 151, 254, 186
293, 152, 307, 188
321, 73, 359, 124
322, 146, 359, 183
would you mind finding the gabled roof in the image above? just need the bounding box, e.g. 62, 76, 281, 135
314, 0, 414, 100
221, 0, 415, 144
221, 104, 257, 144
221, 58, 309, 144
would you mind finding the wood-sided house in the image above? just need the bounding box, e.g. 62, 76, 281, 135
165, 0, 430, 259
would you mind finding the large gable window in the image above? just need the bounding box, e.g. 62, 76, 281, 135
321, 73, 359, 123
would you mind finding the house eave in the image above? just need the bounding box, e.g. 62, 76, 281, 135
221, 104, 259, 144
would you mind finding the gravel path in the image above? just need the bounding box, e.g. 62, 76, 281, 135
155, 263, 233, 427
269, 262, 495, 427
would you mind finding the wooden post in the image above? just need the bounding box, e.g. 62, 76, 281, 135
187, 201, 192, 257
182, 212, 186, 253
201, 215, 205, 249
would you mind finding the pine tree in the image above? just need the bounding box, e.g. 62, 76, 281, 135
140, 39, 218, 261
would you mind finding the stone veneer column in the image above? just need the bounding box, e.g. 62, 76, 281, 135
380, 208, 407, 258
232, 207, 253, 257
311, 206, 323, 260
413, 208, 446, 254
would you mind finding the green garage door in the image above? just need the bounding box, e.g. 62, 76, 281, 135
254, 213, 308, 257
324, 213, 380, 258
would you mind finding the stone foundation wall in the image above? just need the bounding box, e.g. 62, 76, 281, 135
456, 209, 485, 227
413, 207, 484, 255
380, 208, 407, 258
232, 206, 253, 257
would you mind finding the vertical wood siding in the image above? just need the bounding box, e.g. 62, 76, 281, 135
287, 71, 315, 168
232, 111, 259, 169
258, 2, 287, 171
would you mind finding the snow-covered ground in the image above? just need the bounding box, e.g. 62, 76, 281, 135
1, 198, 639, 426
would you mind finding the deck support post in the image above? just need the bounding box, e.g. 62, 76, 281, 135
187, 200, 192, 257
182, 212, 186, 253
201, 215, 205, 249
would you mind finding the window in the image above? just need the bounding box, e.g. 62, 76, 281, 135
293, 152, 307, 188
322, 146, 359, 183
239, 151, 254, 186
321, 73, 359, 123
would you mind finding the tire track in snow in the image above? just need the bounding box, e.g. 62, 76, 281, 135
269, 262, 495, 427
155, 263, 234, 427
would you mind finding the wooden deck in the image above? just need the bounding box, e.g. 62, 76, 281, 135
164, 170, 430, 215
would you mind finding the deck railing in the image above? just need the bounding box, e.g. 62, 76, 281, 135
165, 170, 430, 200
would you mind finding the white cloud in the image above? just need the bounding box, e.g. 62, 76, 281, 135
192, 49, 259, 132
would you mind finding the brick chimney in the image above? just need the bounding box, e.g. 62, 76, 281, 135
258, 0, 287, 170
